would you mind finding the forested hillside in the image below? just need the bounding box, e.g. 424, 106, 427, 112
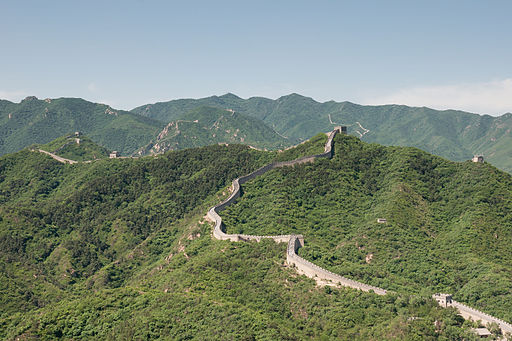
0, 135, 486, 340
133, 93, 512, 173
0, 96, 163, 156
138, 106, 289, 155
4, 94, 512, 173
222, 133, 512, 325
37, 134, 110, 161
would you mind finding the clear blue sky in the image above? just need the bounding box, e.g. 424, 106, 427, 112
1, 0, 511, 114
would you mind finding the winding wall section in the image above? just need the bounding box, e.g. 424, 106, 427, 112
207, 128, 386, 295
207, 128, 511, 335
36, 149, 79, 164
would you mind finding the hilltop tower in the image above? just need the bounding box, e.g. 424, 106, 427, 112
109, 151, 120, 158
472, 155, 484, 163
335, 126, 347, 134
432, 293, 452, 307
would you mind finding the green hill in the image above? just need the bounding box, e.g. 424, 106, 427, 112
6, 94, 512, 173
0, 96, 164, 156
137, 106, 290, 155
133, 93, 512, 173
37, 133, 110, 161
0, 135, 490, 339
221, 133, 512, 324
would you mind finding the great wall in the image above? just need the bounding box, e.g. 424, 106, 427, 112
36, 149, 80, 164
207, 128, 512, 337
207, 128, 386, 296
33, 128, 512, 336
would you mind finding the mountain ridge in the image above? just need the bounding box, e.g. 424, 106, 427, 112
137, 106, 290, 155
0, 96, 164, 156
3, 93, 512, 173
132, 93, 512, 172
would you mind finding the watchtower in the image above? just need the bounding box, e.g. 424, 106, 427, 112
109, 151, 120, 158
472, 155, 484, 163
432, 293, 452, 307
335, 126, 347, 134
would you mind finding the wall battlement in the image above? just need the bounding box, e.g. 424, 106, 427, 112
431, 294, 512, 334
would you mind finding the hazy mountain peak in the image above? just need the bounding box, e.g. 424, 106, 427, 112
219, 92, 242, 100
277, 93, 315, 102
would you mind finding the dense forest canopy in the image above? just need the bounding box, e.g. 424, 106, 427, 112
222, 134, 512, 324
133, 93, 512, 173
0, 133, 509, 339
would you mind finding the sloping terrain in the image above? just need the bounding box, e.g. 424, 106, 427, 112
222, 133, 512, 326
37, 134, 110, 161
133, 93, 512, 173
137, 106, 290, 155
0, 135, 482, 340
4, 93, 512, 173
0, 96, 164, 156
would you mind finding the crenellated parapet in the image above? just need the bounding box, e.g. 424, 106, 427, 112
286, 235, 387, 295
432, 294, 512, 335
208, 128, 340, 243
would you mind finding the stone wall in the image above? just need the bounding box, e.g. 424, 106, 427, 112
208, 127, 388, 294
37, 149, 78, 164
207, 127, 510, 335
208, 128, 340, 243
286, 235, 387, 295
455, 301, 512, 334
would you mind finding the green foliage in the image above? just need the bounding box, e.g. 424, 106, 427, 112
2, 231, 473, 340
222, 134, 512, 323
133, 93, 512, 173
138, 106, 290, 155
6, 94, 512, 173
0, 97, 163, 156
37, 134, 110, 161
273, 133, 328, 162
0, 143, 272, 319
0, 133, 502, 339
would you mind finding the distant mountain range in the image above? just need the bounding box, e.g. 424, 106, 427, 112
0, 96, 163, 156
133, 93, 512, 172
136, 106, 289, 155
2, 93, 512, 172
